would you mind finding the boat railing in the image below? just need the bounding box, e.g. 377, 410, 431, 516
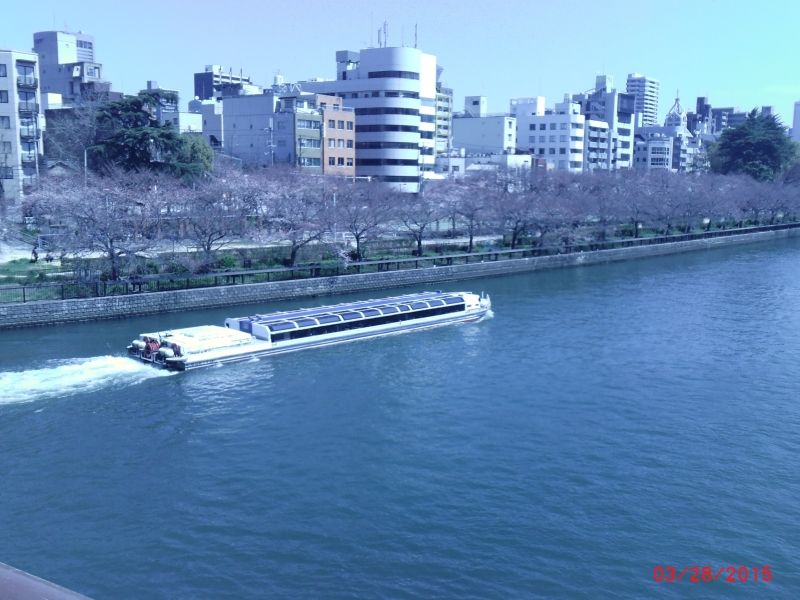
0, 561, 90, 599
2, 221, 800, 304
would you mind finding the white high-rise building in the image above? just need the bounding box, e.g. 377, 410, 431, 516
515, 97, 585, 173
626, 73, 660, 126
0, 49, 42, 205
300, 46, 438, 193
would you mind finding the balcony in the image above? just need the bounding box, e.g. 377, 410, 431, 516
17, 76, 38, 89
20, 151, 37, 165
19, 126, 39, 140
22, 175, 39, 191
18, 101, 39, 114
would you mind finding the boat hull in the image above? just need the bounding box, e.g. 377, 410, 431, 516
129, 306, 489, 371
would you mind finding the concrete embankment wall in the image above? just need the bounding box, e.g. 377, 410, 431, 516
1, 227, 798, 329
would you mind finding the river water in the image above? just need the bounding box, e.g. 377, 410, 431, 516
1, 239, 800, 599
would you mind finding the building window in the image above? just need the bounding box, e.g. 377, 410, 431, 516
528, 135, 535, 143
538, 148, 545, 155
346, 121, 353, 130
1, 141, 11, 153
0, 116, 10, 129
346, 157, 353, 166
337, 157, 344, 166
328, 119, 335, 128
548, 148, 555, 155
328, 157, 335, 166
0, 166, 13, 179
559, 148, 566, 154
559, 135, 567, 142
549, 123, 557, 130
337, 120, 344, 129
529, 124, 536, 131
560, 123, 568, 130
346, 139, 353, 148
328, 139, 335, 148
539, 136, 545, 142
337, 139, 345, 148
0, 64, 6, 77
0, 90, 7, 103
538, 124, 546, 130
549, 135, 556, 142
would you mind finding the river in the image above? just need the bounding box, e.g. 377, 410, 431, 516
1, 239, 799, 598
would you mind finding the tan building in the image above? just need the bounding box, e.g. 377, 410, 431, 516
0, 49, 41, 206
320, 95, 355, 177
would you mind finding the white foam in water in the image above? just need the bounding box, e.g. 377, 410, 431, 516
0, 355, 174, 405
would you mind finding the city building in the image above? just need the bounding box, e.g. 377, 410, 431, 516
217, 91, 278, 166
583, 119, 610, 171
452, 113, 516, 155
273, 93, 355, 175
572, 75, 635, 169
633, 134, 673, 170
434, 151, 543, 178
687, 96, 713, 135
793, 101, 800, 142
464, 95, 488, 117
512, 97, 584, 173
625, 73, 660, 127
140, 81, 202, 135
0, 49, 42, 205
300, 46, 439, 193
33, 30, 113, 104
633, 96, 701, 172
435, 76, 453, 154
194, 65, 261, 100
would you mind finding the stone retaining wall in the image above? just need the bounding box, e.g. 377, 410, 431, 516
1, 227, 797, 329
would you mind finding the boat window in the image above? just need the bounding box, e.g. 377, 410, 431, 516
340, 312, 362, 321
379, 306, 399, 315
443, 297, 463, 305
268, 322, 296, 332
427, 299, 444, 308
397, 304, 411, 312
361, 308, 380, 318
316, 314, 341, 324
295, 318, 318, 328
411, 302, 429, 310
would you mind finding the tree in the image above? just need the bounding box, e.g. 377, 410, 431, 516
396, 192, 444, 256
330, 178, 392, 261
265, 170, 329, 266
709, 110, 797, 181
28, 171, 165, 279
171, 135, 214, 180
180, 177, 246, 271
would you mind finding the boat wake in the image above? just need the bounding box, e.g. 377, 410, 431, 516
0, 355, 174, 406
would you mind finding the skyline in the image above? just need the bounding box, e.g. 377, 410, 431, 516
2, 0, 799, 124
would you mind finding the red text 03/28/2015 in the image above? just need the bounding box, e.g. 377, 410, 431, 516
653, 565, 773, 584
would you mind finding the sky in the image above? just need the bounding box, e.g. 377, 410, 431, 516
3, 0, 800, 125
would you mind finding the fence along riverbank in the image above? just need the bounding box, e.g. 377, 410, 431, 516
1, 222, 799, 329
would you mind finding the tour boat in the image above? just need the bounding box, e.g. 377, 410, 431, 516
127, 291, 492, 371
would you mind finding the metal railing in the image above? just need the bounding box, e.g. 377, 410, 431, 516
16, 76, 38, 88
18, 101, 39, 113
2, 221, 799, 305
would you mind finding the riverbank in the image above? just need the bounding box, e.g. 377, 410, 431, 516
1, 224, 798, 329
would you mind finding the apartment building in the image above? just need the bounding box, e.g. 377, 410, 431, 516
634, 97, 701, 172
33, 30, 113, 104
194, 65, 261, 100
0, 50, 41, 204
452, 113, 516, 155
572, 75, 636, 169
626, 73, 660, 127
513, 98, 584, 173
273, 93, 355, 175
435, 81, 453, 154
300, 46, 439, 192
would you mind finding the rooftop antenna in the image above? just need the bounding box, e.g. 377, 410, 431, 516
378, 27, 382, 48
384, 20, 388, 47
